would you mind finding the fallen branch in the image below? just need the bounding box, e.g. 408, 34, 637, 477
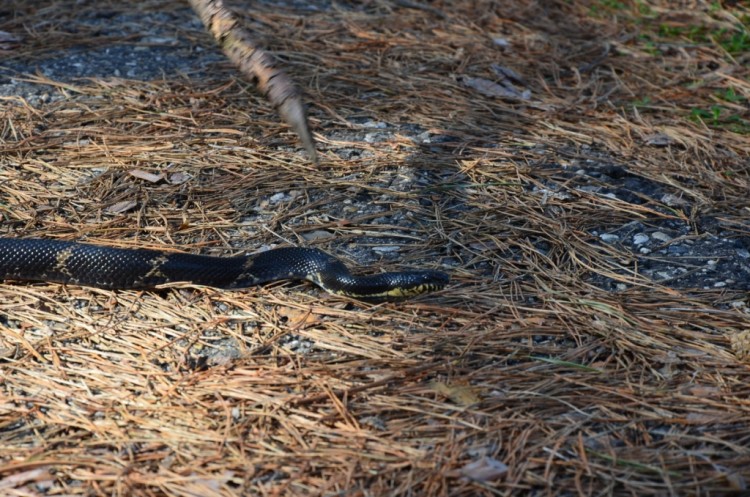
188, 0, 318, 163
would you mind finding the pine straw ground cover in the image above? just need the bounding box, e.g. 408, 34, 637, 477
1, 0, 750, 495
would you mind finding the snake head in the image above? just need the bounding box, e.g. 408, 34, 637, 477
337, 269, 450, 302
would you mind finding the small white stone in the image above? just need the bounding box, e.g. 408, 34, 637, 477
373, 246, 400, 253
633, 233, 649, 245
269, 192, 287, 203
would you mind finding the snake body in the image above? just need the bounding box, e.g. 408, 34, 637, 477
0, 238, 448, 301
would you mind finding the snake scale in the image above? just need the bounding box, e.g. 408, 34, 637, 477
0, 238, 448, 301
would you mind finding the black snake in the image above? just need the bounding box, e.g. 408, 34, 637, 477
0, 238, 448, 301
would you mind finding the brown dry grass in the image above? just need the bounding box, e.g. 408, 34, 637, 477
1, 0, 750, 495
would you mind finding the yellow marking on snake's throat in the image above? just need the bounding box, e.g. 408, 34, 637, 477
337, 284, 436, 300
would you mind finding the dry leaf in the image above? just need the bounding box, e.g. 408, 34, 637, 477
169, 172, 192, 184
643, 133, 674, 147
106, 200, 138, 214
730, 330, 750, 361
0, 468, 52, 489
460, 457, 508, 482
490, 63, 528, 86
459, 69, 531, 101
129, 169, 165, 183
301, 230, 334, 241
276, 306, 320, 328
430, 381, 481, 406
460, 76, 523, 99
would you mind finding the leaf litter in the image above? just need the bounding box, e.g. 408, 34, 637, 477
1, 0, 750, 495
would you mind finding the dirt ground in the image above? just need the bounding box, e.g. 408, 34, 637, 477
1, 0, 749, 495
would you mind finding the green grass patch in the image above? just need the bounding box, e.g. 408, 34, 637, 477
717, 28, 750, 55
632, 96, 652, 108
654, 18, 749, 55
689, 104, 750, 134
589, 0, 628, 16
